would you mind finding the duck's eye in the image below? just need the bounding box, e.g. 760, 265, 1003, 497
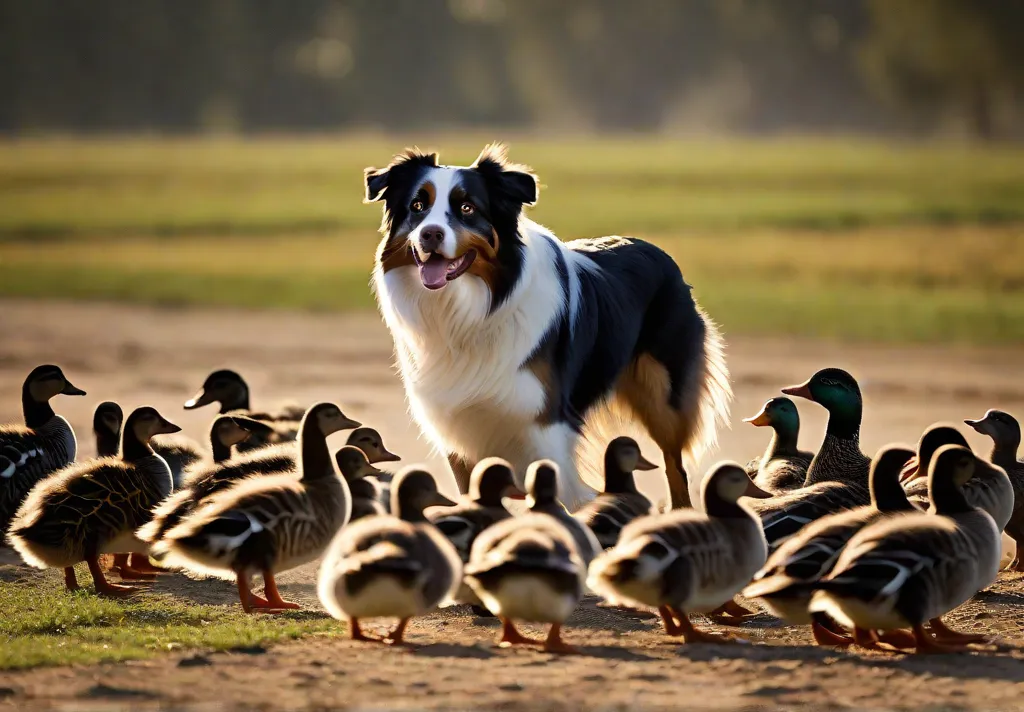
460, 202, 475, 216
410, 199, 426, 213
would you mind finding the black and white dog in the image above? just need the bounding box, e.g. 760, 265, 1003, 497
365, 144, 730, 510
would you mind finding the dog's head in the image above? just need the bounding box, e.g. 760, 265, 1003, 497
365, 144, 538, 305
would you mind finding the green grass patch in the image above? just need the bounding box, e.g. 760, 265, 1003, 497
2, 135, 1024, 238
0, 571, 339, 670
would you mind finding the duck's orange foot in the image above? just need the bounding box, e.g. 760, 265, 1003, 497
913, 624, 971, 654
877, 629, 917, 650
811, 618, 853, 647
349, 618, 383, 643
927, 618, 987, 645
128, 554, 167, 574
498, 617, 542, 647
542, 624, 578, 655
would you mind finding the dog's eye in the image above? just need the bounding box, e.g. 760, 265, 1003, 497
460, 202, 475, 216
410, 199, 425, 213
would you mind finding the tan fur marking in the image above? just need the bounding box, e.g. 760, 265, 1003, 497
377, 232, 415, 273
460, 230, 501, 291
613, 354, 694, 508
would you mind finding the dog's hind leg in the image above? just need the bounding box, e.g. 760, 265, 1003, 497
447, 452, 474, 494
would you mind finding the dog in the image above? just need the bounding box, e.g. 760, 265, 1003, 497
365, 144, 730, 510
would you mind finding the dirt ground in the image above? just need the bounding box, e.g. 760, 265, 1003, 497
1, 299, 1023, 710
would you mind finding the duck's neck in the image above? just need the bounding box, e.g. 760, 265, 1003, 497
222, 387, 250, 413
121, 428, 155, 463
299, 420, 333, 482
22, 387, 55, 430
989, 438, 1020, 470
764, 424, 801, 462
396, 500, 428, 523
211, 438, 232, 463
95, 429, 120, 458
705, 496, 754, 520
825, 401, 862, 440
871, 477, 915, 513
603, 453, 638, 494
804, 432, 866, 486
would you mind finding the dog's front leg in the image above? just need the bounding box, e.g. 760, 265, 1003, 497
447, 452, 474, 494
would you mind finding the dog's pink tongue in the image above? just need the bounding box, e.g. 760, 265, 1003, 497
419, 256, 449, 290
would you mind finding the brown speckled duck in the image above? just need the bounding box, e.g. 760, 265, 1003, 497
0, 365, 85, 538
742, 397, 814, 494
317, 467, 460, 645
151, 403, 355, 612
573, 437, 658, 550
965, 410, 1024, 569
525, 459, 601, 567
336, 446, 388, 522
342, 427, 401, 515
8, 406, 179, 596
589, 463, 769, 644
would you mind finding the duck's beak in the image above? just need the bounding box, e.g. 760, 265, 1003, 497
635, 454, 659, 471
964, 416, 992, 435
339, 415, 362, 430
233, 417, 275, 438
363, 463, 386, 477
780, 380, 814, 402
158, 417, 183, 435
184, 388, 213, 410
742, 478, 773, 499
375, 448, 401, 463
429, 491, 458, 508
504, 485, 528, 500
743, 405, 771, 427
61, 381, 86, 396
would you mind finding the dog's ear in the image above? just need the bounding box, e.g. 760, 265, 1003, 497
363, 149, 439, 203
472, 143, 538, 207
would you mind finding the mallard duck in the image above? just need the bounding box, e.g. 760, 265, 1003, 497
573, 437, 658, 549
428, 458, 519, 606
336, 446, 388, 522
151, 403, 355, 612
902, 423, 1014, 533
810, 444, 1002, 653
965, 410, 1024, 570
343, 427, 401, 514
0, 365, 85, 537
8, 406, 179, 595
742, 397, 814, 494
464, 512, 586, 654
524, 460, 601, 567
588, 462, 769, 644
747, 368, 872, 550
317, 467, 459, 644
743, 445, 917, 646
184, 369, 356, 451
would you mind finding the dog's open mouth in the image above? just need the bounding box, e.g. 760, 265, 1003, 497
413, 250, 477, 290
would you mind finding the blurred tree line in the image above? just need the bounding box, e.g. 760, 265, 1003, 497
0, 0, 1021, 138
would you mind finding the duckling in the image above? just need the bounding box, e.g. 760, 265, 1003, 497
524, 459, 602, 567
742, 397, 814, 494
343, 427, 401, 514
747, 368, 872, 550
573, 437, 658, 549
317, 467, 459, 644
185, 369, 355, 451
150, 403, 355, 612
336, 446, 388, 522
0, 365, 85, 537
464, 512, 586, 654
429, 458, 520, 605
902, 424, 1013, 534
8, 407, 179, 595
743, 446, 917, 646
965, 409, 1024, 569
589, 463, 769, 644
810, 444, 1002, 653
93, 401, 124, 459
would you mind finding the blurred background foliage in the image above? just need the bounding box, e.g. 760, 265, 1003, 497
1, 0, 1022, 139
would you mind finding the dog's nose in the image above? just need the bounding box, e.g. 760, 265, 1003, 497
418, 226, 445, 253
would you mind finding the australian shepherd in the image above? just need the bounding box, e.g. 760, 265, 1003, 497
366, 144, 730, 510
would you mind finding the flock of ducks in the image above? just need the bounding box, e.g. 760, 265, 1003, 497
1, 363, 1023, 655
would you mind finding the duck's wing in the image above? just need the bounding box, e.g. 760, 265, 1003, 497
750, 482, 869, 550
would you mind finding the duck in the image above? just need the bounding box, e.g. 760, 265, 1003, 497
747, 368, 872, 550
8, 406, 180, 595
184, 369, 355, 451
429, 458, 520, 605
964, 409, 1024, 570
317, 467, 459, 644
0, 365, 86, 538
742, 397, 814, 494
902, 423, 1014, 533
743, 445, 917, 646
464, 511, 586, 654
588, 462, 769, 644
150, 403, 355, 612
810, 444, 1002, 653
336, 446, 389, 522
342, 427, 401, 513
573, 437, 658, 549
524, 459, 602, 567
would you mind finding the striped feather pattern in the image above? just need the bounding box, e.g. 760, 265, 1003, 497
574, 492, 652, 549
0, 415, 77, 537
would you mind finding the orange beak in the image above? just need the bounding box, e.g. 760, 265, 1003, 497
743, 407, 772, 428
781, 381, 814, 402
742, 478, 773, 499
635, 454, 659, 471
